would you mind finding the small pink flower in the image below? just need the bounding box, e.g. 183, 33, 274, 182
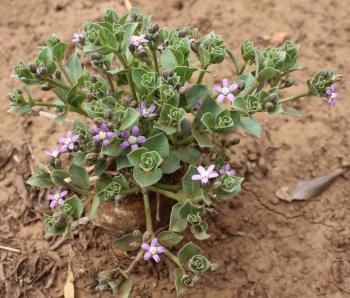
213, 79, 238, 103
45, 146, 60, 159
58, 131, 79, 153
325, 85, 339, 107
130, 34, 148, 48
120, 127, 146, 151
219, 164, 236, 176
141, 238, 166, 263
72, 32, 84, 44
91, 123, 116, 147
47, 187, 68, 209
136, 101, 156, 118
192, 164, 219, 184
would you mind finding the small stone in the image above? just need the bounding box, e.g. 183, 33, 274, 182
248, 152, 258, 161
275, 186, 292, 202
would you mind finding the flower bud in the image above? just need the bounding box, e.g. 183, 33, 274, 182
91, 53, 102, 60
150, 23, 159, 34
91, 75, 98, 83
54, 70, 62, 79
28, 63, 37, 74
264, 102, 274, 112
238, 80, 246, 91
85, 152, 97, 161
41, 83, 51, 91
267, 94, 278, 104
182, 275, 194, 287
190, 40, 199, 52
38, 66, 47, 77
178, 28, 188, 38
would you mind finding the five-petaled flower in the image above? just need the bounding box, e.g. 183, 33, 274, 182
136, 101, 157, 118
141, 238, 166, 263
219, 164, 236, 176
326, 85, 339, 107
192, 165, 219, 184
91, 123, 116, 147
213, 78, 238, 103
45, 146, 60, 159
130, 34, 148, 49
59, 131, 79, 152
72, 32, 85, 44
48, 187, 68, 209
120, 127, 146, 150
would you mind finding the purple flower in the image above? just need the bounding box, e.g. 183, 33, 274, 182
91, 123, 116, 147
48, 187, 68, 209
194, 100, 203, 111
141, 238, 166, 263
213, 78, 238, 103
58, 131, 79, 152
136, 101, 157, 118
72, 32, 84, 44
120, 127, 146, 150
219, 164, 236, 176
192, 164, 219, 184
45, 146, 60, 159
326, 85, 339, 107
130, 34, 148, 48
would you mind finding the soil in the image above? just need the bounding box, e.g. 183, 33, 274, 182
0, 0, 349, 297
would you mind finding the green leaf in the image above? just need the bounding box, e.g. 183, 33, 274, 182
120, 108, 139, 130
68, 163, 89, 190
239, 116, 261, 137
95, 159, 108, 176
174, 268, 187, 296
194, 97, 220, 128
179, 200, 202, 218
65, 53, 84, 84
117, 155, 132, 170
169, 203, 188, 232
51, 170, 70, 186
184, 84, 211, 111
64, 195, 84, 218
72, 151, 85, 166
102, 141, 122, 157
131, 68, 147, 92
119, 279, 133, 298
269, 103, 284, 116
133, 167, 162, 187
52, 42, 68, 63
232, 96, 247, 112
173, 148, 200, 164
161, 152, 180, 174
158, 231, 183, 248
283, 106, 301, 117
178, 242, 201, 264
257, 67, 280, 82
127, 147, 148, 167
114, 233, 142, 252
174, 66, 197, 85
191, 222, 210, 240
191, 129, 214, 148
89, 195, 101, 219
182, 166, 201, 197
153, 123, 176, 135
37, 47, 56, 74
161, 47, 184, 69
143, 133, 169, 158
27, 174, 54, 189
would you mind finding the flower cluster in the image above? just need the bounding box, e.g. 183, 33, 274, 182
10, 8, 342, 298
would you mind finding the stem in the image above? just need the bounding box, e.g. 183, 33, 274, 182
154, 183, 181, 192
125, 249, 144, 274
142, 190, 153, 234
149, 186, 186, 203
196, 65, 208, 84
239, 61, 247, 75
242, 80, 259, 96
116, 52, 138, 103
58, 63, 73, 86
151, 49, 160, 75
121, 187, 140, 196
105, 71, 116, 94
279, 92, 311, 104
45, 77, 70, 91
156, 193, 160, 222
164, 250, 182, 267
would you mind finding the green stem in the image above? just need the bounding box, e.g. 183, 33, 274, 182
196, 65, 208, 84
149, 186, 186, 203
239, 61, 247, 75
116, 52, 138, 103
58, 63, 73, 86
242, 80, 259, 96
164, 250, 182, 267
142, 190, 153, 234
105, 71, 116, 94
125, 249, 144, 274
121, 187, 140, 196
279, 92, 311, 104
151, 49, 160, 75
45, 77, 70, 91
154, 183, 181, 192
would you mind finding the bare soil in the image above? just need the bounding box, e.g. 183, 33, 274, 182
0, 0, 349, 297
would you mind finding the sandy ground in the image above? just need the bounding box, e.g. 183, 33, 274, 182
0, 0, 349, 297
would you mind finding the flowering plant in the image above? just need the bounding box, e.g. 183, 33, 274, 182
8, 8, 342, 296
